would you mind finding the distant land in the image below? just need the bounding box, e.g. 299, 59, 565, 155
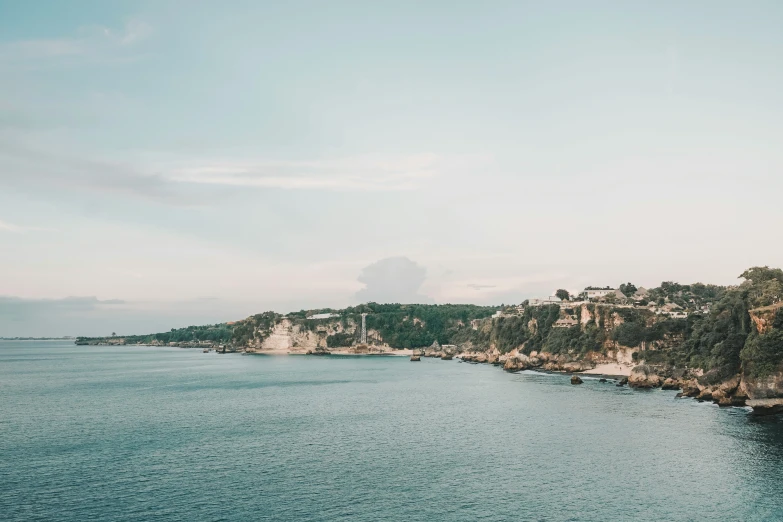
1, 337, 75, 341
76, 266, 783, 414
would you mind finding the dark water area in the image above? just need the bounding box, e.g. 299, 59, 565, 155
2, 341, 783, 521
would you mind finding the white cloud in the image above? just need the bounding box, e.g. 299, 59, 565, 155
0, 19, 151, 66
166, 152, 492, 192
0, 219, 54, 233
168, 153, 443, 191
4, 39, 84, 59
0, 220, 22, 232
86, 19, 152, 45
0, 134, 460, 197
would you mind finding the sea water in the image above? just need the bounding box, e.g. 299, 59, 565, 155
2, 341, 783, 521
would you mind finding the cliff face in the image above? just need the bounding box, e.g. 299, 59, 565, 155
256, 320, 320, 351
78, 267, 783, 414
235, 303, 683, 375
242, 317, 356, 353
740, 304, 783, 413
748, 303, 783, 335
227, 297, 783, 413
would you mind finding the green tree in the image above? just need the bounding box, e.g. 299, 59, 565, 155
740, 266, 783, 308
619, 282, 637, 297
555, 289, 570, 301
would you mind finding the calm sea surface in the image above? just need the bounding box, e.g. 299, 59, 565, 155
2, 341, 783, 521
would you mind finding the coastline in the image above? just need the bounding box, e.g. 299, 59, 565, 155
581, 363, 633, 377
73, 341, 780, 414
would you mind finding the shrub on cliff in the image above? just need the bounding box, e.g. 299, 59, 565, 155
492, 316, 529, 353
326, 332, 355, 348
351, 304, 494, 348
612, 322, 646, 347
545, 326, 581, 354
740, 266, 783, 308
741, 330, 783, 378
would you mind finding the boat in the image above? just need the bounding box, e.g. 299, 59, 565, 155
203, 348, 210, 353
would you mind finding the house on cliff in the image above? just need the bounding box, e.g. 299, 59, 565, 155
611, 289, 632, 304
552, 318, 578, 328
307, 313, 339, 320
585, 287, 615, 300
633, 287, 649, 303
528, 296, 563, 307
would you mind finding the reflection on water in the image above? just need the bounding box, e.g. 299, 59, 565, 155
2, 341, 783, 522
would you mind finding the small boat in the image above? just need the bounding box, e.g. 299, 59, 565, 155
203, 348, 210, 353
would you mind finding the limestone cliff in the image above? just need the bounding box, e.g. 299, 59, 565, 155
739, 303, 783, 413
241, 316, 358, 353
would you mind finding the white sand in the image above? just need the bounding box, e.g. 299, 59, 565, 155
327, 348, 412, 356
246, 347, 413, 356
582, 363, 632, 376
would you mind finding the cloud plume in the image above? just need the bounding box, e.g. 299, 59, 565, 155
355, 257, 433, 304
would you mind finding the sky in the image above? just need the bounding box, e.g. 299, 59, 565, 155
2, 1, 783, 336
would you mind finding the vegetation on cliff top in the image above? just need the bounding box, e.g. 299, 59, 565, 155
645, 266, 783, 379
76, 323, 232, 345
76, 266, 783, 379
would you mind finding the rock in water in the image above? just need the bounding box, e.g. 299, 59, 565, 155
503, 356, 527, 372
571, 375, 583, 385
661, 378, 680, 390
599, 378, 607, 383
616, 377, 628, 387
440, 353, 453, 361
628, 366, 663, 388
748, 398, 783, 415
681, 382, 701, 397
410, 355, 421, 361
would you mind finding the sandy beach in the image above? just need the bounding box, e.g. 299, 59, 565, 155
244, 347, 413, 356
582, 363, 632, 377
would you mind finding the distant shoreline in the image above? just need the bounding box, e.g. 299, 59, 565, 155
0, 338, 75, 341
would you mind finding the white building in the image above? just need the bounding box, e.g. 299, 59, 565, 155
307, 313, 340, 320
585, 288, 616, 300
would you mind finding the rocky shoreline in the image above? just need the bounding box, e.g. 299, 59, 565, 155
84, 338, 781, 414
412, 346, 780, 414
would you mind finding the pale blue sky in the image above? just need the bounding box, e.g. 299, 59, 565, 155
2, 1, 783, 336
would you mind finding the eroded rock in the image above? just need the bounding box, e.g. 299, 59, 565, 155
503, 356, 527, 372
661, 378, 680, 390
628, 366, 663, 389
